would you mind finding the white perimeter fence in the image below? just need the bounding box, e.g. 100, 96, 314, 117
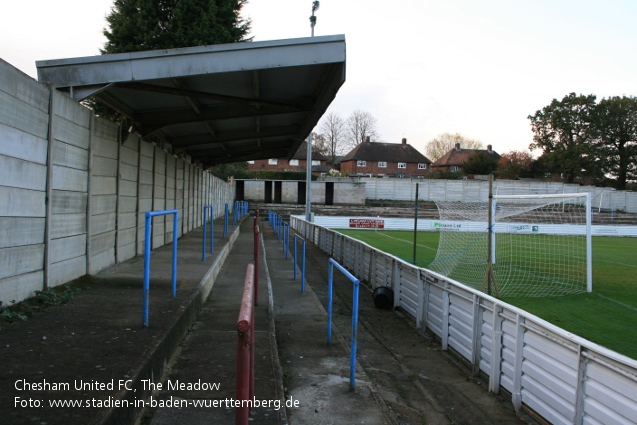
290, 216, 637, 425
358, 178, 637, 214
307, 216, 637, 237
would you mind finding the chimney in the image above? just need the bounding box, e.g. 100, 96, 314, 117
455, 143, 461, 151
402, 138, 407, 145
487, 144, 493, 153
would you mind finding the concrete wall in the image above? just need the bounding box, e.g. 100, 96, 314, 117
359, 178, 637, 213
240, 180, 365, 205
0, 60, 235, 305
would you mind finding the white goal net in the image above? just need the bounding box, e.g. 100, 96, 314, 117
429, 193, 592, 297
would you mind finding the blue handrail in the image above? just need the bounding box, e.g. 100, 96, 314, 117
202, 205, 214, 261
143, 209, 179, 328
224, 203, 229, 237
327, 258, 360, 392
293, 234, 306, 292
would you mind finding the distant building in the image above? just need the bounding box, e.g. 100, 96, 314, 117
339, 138, 431, 177
246, 141, 330, 176
431, 143, 500, 173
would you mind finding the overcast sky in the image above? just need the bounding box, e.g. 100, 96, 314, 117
2, 0, 636, 156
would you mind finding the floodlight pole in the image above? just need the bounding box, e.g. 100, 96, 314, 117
305, 1, 319, 222
305, 134, 313, 222
310, 1, 320, 37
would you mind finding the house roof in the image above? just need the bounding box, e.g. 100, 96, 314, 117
340, 140, 431, 164
432, 146, 500, 167
292, 141, 328, 161
36, 35, 346, 167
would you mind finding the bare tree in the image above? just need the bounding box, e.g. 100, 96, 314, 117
318, 112, 346, 166
424, 132, 484, 162
345, 110, 379, 149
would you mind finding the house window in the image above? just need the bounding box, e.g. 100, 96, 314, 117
289, 159, 299, 166
378, 161, 387, 168
418, 163, 426, 170
357, 160, 366, 167
312, 160, 320, 166
247, 160, 255, 164
450, 166, 459, 172
268, 158, 278, 165
398, 162, 406, 169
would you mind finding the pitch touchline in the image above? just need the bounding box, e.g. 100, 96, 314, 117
375, 231, 438, 252
595, 293, 637, 312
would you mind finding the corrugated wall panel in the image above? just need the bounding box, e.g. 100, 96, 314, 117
425, 285, 444, 336
290, 217, 637, 425
152, 147, 166, 249
448, 293, 474, 359
0, 60, 235, 303
89, 119, 118, 271
584, 361, 637, 424
48, 91, 89, 287
399, 266, 418, 317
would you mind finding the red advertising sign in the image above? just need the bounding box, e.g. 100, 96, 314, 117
349, 218, 384, 229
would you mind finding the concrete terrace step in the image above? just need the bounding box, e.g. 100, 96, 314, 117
0, 220, 243, 425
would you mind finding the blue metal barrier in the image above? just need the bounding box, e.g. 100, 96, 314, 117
293, 234, 306, 292
283, 222, 290, 258
327, 258, 360, 392
143, 209, 179, 328
202, 205, 214, 261
224, 203, 229, 237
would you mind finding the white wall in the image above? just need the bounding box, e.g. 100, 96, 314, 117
0, 59, 235, 304
362, 178, 637, 213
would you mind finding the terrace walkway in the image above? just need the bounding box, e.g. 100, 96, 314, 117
0, 213, 530, 425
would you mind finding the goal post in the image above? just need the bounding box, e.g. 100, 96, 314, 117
430, 192, 592, 297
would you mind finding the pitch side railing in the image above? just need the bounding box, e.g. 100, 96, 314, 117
290, 216, 637, 425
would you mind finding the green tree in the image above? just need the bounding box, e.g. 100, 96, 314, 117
497, 150, 533, 179
102, 0, 251, 54
462, 151, 498, 175
209, 161, 250, 181
528, 93, 597, 184
96, 0, 251, 137
592, 96, 637, 190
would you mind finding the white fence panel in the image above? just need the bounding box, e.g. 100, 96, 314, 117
447, 289, 474, 360
290, 216, 637, 424
398, 265, 418, 318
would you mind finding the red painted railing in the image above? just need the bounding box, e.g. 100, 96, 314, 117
236, 262, 255, 425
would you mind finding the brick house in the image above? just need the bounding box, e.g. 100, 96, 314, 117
339, 138, 431, 177
431, 143, 500, 173
246, 141, 330, 176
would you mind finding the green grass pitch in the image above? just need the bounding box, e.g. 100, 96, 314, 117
337, 228, 637, 360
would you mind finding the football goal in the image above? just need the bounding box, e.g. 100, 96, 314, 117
429, 192, 592, 297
